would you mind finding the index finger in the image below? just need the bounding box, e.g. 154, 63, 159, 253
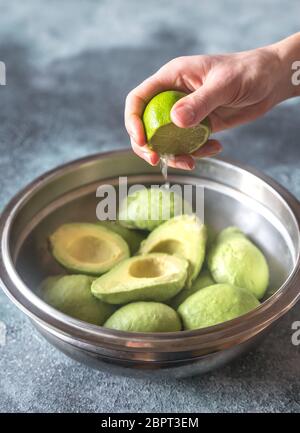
124, 76, 166, 146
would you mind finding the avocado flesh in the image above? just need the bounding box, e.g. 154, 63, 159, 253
139, 214, 207, 287
91, 253, 188, 304
207, 226, 269, 300
41, 274, 115, 325
169, 270, 214, 309
178, 283, 260, 330
49, 223, 130, 275
118, 187, 192, 231
97, 220, 146, 254
104, 302, 182, 332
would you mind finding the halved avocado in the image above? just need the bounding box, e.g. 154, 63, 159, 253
41, 274, 115, 325
139, 214, 207, 287
118, 187, 192, 231
91, 253, 188, 304
97, 220, 146, 254
49, 223, 130, 275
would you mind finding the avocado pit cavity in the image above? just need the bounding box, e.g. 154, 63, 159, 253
67, 235, 120, 264
129, 257, 175, 278
91, 253, 188, 304
148, 239, 182, 255
49, 223, 130, 275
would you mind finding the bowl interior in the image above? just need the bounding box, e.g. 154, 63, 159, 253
12, 156, 298, 305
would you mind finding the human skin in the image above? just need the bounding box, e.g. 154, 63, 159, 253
125, 33, 300, 170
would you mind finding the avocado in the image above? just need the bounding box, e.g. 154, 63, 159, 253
41, 275, 63, 290
49, 223, 130, 275
104, 302, 182, 332
91, 253, 188, 304
139, 214, 207, 287
97, 220, 146, 254
169, 270, 214, 309
118, 187, 192, 231
178, 283, 260, 330
41, 274, 115, 325
208, 227, 269, 299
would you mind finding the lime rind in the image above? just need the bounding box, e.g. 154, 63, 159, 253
143, 90, 186, 143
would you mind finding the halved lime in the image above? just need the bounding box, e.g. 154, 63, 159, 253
143, 90, 211, 155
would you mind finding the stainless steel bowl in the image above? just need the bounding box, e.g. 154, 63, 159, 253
1, 150, 300, 378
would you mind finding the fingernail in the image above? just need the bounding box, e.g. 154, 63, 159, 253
176, 160, 195, 170
194, 148, 222, 159
149, 155, 159, 166
187, 159, 195, 169
172, 105, 196, 126
142, 151, 156, 166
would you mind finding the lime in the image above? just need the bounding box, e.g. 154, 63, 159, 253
143, 90, 211, 155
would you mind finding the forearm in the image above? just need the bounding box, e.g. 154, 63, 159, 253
271, 32, 300, 100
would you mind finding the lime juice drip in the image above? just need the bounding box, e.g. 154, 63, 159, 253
160, 154, 171, 189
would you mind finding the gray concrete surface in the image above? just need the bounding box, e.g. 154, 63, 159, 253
0, 0, 300, 413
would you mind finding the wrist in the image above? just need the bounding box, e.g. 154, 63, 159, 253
271, 33, 300, 99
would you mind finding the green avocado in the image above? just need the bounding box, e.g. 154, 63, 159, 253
41, 275, 63, 290
49, 223, 130, 275
41, 274, 115, 325
91, 253, 188, 304
104, 302, 182, 332
139, 214, 207, 287
178, 283, 260, 330
169, 270, 214, 309
97, 220, 146, 254
118, 187, 192, 231
208, 227, 269, 299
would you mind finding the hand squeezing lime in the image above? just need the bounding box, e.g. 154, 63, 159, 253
143, 90, 211, 155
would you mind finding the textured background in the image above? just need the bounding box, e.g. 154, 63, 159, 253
0, 0, 300, 413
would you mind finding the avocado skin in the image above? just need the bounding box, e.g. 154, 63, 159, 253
118, 187, 192, 231
91, 253, 188, 304
41, 274, 115, 325
169, 270, 214, 309
208, 227, 269, 300
104, 302, 182, 332
178, 283, 260, 330
97, 220, 146, 254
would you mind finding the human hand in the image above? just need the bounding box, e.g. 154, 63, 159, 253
125, 39, 295, 170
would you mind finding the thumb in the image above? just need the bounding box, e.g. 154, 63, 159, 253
171, 84, 226, 128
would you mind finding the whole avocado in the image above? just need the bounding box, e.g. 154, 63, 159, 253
208, 227, 269, 299
178, 283, 260, 330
